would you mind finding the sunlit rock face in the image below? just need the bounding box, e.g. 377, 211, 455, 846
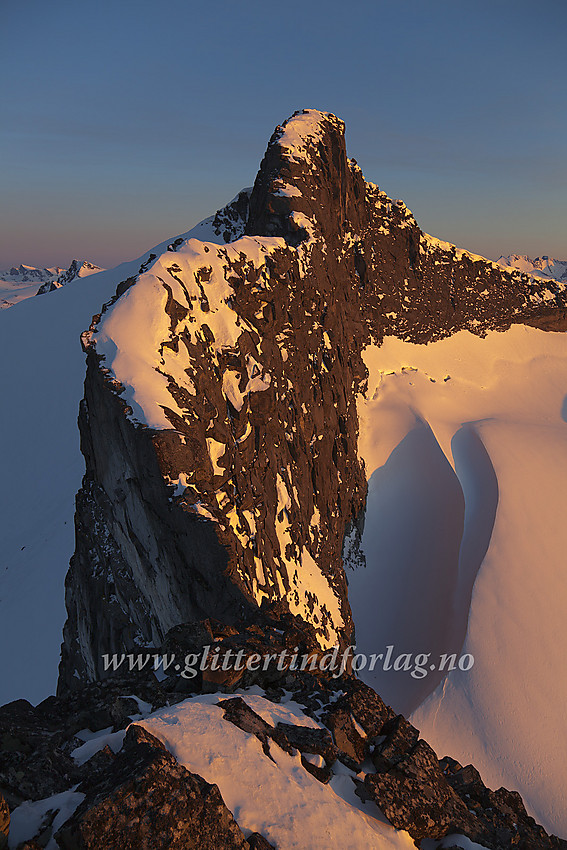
58, 109, 567, 689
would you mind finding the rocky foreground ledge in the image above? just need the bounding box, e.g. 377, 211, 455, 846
1, 617, 564, 849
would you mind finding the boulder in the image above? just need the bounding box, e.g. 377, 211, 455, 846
56, 725, 251, 849
246, 833, 275, 849
364, 739, 480, 842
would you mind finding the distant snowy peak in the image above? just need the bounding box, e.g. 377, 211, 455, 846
496, 253, 567, 282
37, 259, 104, 294
60, 258, 103, 283
0, 259, 104, 308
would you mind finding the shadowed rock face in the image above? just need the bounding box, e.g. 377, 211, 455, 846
58, 108, 567, 690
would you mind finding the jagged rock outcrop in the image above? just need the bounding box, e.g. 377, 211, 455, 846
59, 109, 567, 692
55, 725, 261, 850
0, 698, 80, 808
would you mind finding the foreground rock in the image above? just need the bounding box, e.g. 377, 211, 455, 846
3, 619, 565, 849
56, 725, 262, 850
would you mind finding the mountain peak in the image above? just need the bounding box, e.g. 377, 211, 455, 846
37, 258, 104, 294
60, 107, 567, 691
271, 109, 345, 161
246, 108, 364, 245
3, 107, 567, 847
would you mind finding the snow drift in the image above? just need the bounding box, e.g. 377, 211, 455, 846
350, 324, 567, 836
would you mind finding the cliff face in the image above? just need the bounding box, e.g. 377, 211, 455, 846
59, 109, 567, 689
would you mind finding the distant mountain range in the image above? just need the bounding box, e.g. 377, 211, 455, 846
0, 259, 103, 309
496, 253, 567, 281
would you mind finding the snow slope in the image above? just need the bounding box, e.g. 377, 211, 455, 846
0, 223, 225, 706
140, 691, 416, 850
348, 324, 567, 837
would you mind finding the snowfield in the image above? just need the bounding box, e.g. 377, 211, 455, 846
349, 324, 567, 837
0, 263, 133, 704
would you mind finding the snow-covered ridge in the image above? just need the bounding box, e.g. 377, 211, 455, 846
420, 235, 567, 309
92, 234, 287, 429
88, 160, 329, 433
423, 234, 563, 282
188, 188, 253, 245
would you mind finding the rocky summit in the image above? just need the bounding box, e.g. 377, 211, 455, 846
3, 109, 567, 849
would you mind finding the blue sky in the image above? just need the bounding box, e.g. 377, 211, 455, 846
2, 0, 565, 269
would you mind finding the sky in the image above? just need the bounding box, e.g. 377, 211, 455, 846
1, 0, 565, 270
